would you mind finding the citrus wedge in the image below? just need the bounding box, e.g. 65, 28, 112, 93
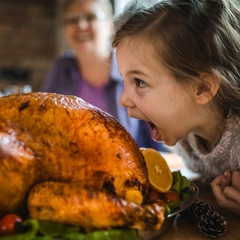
142, 148, 173, 193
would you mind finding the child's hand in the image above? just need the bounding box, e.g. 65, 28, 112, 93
231, 169, 240, 190
211, 169, 240, 216
220, 169, 232, 188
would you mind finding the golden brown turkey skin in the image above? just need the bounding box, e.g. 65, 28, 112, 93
28, 181, 164, 231
0, 121, 43, 215
0, 93, 149, 221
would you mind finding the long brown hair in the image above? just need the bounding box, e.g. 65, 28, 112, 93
113, 0, 240, 116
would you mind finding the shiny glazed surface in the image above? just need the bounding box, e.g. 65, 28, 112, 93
0, 93, 165, 230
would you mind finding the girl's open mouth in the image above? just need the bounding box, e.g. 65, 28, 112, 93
147, 122, 162, 142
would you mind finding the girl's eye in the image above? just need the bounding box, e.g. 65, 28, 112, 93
134, 78, 147, 88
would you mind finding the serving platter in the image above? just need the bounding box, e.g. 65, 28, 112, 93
139, 181, 199, 240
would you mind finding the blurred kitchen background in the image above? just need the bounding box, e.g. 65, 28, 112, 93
0, 0, 129, 96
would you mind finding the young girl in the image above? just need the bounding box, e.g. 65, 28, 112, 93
112, 0, 240, 215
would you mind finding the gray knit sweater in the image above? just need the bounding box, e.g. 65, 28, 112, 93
173, 114, 240, 183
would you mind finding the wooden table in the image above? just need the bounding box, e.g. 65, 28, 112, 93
159, 180, 240, 240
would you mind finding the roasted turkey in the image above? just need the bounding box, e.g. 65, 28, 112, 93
0, 92, 164, 231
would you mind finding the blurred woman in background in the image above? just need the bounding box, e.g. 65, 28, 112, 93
41, 0, 166, 151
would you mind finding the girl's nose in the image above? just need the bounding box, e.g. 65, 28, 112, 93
119, 87, 135, 108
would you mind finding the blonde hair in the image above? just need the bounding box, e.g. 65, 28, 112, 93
113, 0, 240, 116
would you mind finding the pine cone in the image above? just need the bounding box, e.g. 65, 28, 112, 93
182, 201, 227, 238
198, 211, 227, 238
190, 201, 214, 222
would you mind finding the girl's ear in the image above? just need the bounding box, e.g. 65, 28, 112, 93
194, 73, 220, 105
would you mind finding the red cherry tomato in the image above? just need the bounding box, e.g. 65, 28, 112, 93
146, 191, 159, 204
0, 214, 23, 236
163, 191, 180, 203
155, 199, 166, 207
